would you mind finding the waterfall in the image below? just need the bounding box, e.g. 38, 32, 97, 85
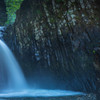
0, 26, 27, 91
0, 40, 27, 90
0, 26, 84, 97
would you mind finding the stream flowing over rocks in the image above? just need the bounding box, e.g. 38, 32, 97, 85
3, 0, 100, 97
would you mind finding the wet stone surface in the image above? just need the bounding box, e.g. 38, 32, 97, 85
0, 94, 97, 100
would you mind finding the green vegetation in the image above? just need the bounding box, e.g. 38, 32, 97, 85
93, 50, 96, 54
5, 0, 23, 25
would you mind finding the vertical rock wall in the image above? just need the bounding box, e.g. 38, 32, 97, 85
5, 0, 100, 92
0, 0, 7, 25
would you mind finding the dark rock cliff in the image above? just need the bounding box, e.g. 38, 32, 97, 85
4, 0, 100, 93
0, 0, 7, 25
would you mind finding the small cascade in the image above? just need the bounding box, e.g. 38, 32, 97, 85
0, 26, 27, 90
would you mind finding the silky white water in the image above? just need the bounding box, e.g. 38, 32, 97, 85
0, 89, 85, 97
0, 40, 27, 90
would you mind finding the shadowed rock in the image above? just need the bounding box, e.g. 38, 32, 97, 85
0, 0, 7, 25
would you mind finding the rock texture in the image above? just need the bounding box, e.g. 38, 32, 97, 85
4, 0, 100, 93
0, 94, 97, 100
0, 0, 7, 25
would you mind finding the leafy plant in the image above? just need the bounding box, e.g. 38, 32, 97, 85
5, 0, 23, 25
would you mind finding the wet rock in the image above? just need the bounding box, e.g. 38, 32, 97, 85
0, 0, 7, 25
4, 0, 100, 93
0, 94, 97, 100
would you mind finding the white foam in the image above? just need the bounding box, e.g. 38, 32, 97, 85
0, 89, 85, 97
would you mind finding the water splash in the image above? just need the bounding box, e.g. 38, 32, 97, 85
0, 40, 27, 90
0, 26, 85, 97
0, 89, 85, 97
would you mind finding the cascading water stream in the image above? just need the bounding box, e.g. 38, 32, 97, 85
0, 40, 27, 90
0, 26, 85, 98
0, 26, 27, 90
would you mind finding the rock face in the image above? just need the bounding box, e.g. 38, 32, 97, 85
5, 0, 100, 93
0, 94, 97, 100
0, 0, 7, 25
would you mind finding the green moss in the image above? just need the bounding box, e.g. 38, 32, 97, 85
36, 9, 43, 16
50, 18, 56, 23
5, 0, 23, 25
93, 50, 96, 54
